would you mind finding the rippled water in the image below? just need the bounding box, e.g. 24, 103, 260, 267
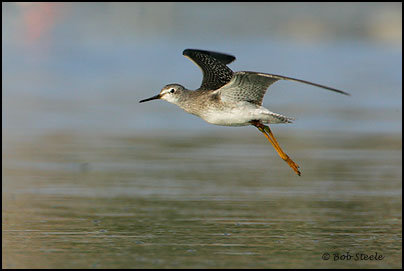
3, 131, 402, 268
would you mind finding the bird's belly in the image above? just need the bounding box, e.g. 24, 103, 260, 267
200, 107, 259, 126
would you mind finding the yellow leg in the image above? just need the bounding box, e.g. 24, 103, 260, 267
255, 123, 301, 176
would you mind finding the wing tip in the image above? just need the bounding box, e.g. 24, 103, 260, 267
183, 48, 203, 57
340, 90, 351, 96
182, 48, 236, 64
182, 48, 192, 56
257, 72, 351, 96
327, 87, 351, 96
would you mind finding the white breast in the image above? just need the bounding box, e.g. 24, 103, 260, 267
200, 104, 268, 126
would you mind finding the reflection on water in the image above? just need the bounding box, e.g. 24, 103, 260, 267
2, 131, 402, 268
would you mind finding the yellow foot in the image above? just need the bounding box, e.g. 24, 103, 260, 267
252, 121, 301, 176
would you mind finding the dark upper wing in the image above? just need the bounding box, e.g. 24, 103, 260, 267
183, 49, 235, 91
218, 71, 350, 106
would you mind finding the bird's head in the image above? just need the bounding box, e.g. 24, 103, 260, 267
139, 84, 185, 104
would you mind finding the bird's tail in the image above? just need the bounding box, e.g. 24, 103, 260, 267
265, 112, 295, 124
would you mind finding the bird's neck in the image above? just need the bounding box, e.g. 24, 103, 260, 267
176, 89, 206, 116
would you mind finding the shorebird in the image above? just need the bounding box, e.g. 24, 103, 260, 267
139, 49, 350, 176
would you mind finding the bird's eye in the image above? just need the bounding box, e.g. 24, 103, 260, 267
170, 89, 175, 93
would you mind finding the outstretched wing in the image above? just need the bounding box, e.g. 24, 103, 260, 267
218, 71, 350, 105
183, 49, 235, 91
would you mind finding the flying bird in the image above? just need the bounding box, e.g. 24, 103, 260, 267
140, 49, 350, 176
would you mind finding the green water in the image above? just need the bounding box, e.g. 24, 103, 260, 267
2, 131, 402, 268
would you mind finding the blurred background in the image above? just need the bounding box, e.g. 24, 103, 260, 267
2, 2, 402, 269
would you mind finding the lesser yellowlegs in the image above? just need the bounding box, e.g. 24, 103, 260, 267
139, 49, 350, 176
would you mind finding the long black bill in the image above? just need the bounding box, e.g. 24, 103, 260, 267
139, 94, 161, 103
